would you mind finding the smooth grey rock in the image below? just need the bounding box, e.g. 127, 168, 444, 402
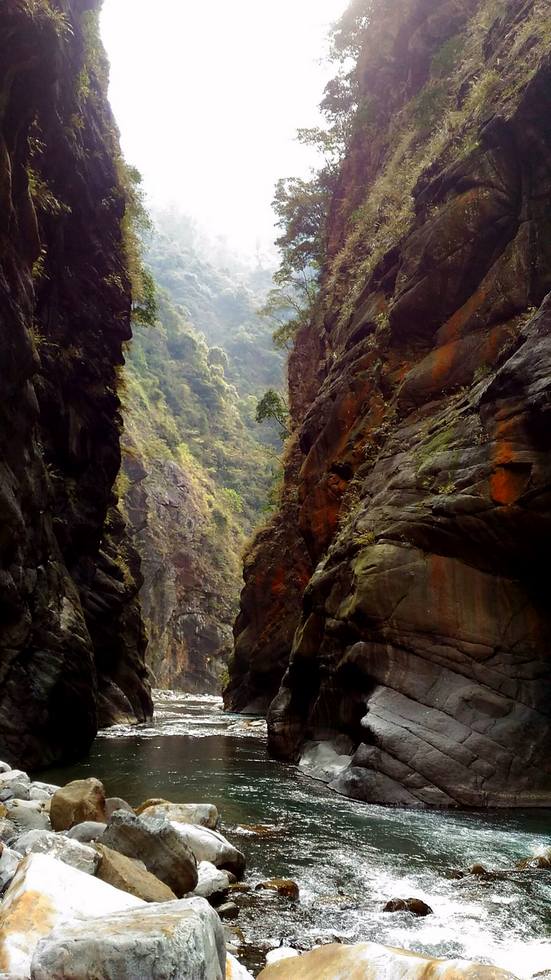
104, 797, 134, 820
217, 901, 239, 920
30, 781, 60, 797
102, 811, 198, 897
168, 822, 246, 879
28, 788, 51, 803
0, 819, 17, 844
0, 771, 29, 794
4, 799, 50, 833
0, 762, 12, 774
66, 820, 107, 843
13, 830, 99, 875
193, 861, 231, 899
31, 896, 225, 980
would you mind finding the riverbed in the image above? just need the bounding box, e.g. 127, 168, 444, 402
38, 692, 551, 977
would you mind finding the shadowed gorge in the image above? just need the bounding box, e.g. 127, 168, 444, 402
0, 0, 152, 769
227, 0, 551, 808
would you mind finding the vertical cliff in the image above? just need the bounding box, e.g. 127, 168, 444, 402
0, 0, 152, 769
228, 0, 551, 806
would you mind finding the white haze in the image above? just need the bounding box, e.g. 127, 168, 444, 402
100, 0, 348, 258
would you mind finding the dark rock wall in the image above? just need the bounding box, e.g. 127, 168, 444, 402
0, 0, 152, 769
228, 0, 551, 806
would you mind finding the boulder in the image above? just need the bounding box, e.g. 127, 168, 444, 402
27, 788, 51, 804
266, 949, 300, 966
66, 820, 106, 843
102, 811, 198, 896
256, 944, 518, 979
94, 843, 177, 903
139, 802, 219, 829
4, 800, 50, 833
104, 797, 134, 821
135, 797, 170, 815
169, 822, 245, 879
383, 897, 433, 916
50, 778, 107, 831
0, 762, 11, 774
0, 771, 30, 798
13, 830, 99, 875
226, 952, 255, 979
31, 896, 225, 980
0, 853, 144, 977
29, 782, 60, 798
256, 879, 299, 901
0, 845, 20, 893
193, 861, 231, 899
0, 818, 17, 844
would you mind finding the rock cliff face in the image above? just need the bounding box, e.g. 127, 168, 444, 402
228, 0, 551, 806
0, 0, 152, 769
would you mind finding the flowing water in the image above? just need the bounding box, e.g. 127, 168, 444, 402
38, 692, 551, 977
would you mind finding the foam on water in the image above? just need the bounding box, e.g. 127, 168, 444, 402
37, 692, 551, 977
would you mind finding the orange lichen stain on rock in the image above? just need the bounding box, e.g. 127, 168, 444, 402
439, 281, 490, 345
489, 467, 528, 505
270, 566, 287, 597
430, 339, 457, 387
0, 890, 56, 972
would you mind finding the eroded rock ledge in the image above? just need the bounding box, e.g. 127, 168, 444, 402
0, 0, 152, 769
228, 0, 551, 806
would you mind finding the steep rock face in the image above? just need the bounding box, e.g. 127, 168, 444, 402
0, 0, 152, 769
229, 0, 551, 805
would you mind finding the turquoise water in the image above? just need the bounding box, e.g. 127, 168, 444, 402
38, 692, 551, 977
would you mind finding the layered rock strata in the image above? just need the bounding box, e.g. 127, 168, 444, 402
228, 0, 551, 805
0, 0, 152, 769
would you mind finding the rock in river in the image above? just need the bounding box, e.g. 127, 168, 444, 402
12, 830, 99, 875
138, 801, 219, 829
383, 897, 433, 916
256, 942, 518, 979
102, 811, 198, 896
170, 822, 245, 880
50, 778, 107, 831
31, 896, 225, 980
94, 843, 177, 903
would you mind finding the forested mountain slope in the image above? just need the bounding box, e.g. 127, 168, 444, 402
120, 219, 283, 692
227, 0, 551, 807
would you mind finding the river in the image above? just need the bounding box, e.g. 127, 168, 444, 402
37, 692, 551, 977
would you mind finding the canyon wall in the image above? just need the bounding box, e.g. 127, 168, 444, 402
228, 0, 551, 806
0, 0, 152, 769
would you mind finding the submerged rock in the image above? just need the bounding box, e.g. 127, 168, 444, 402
0, 853, 144, 977
217, 901, 239, 920
31, 897, 225, 980
255, 879, 299, 901
102, 811, 198, 896
383, 897, 433, 916
94, 843, 177, 903
257, 942, 518, 979
50, 778, 107, 831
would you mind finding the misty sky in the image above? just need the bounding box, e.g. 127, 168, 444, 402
100, 0, 348, 256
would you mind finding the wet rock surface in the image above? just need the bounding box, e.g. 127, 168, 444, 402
101, 810, 198, 897
228, 0, 551, 809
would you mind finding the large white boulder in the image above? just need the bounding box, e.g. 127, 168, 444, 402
31, 896, 225, 980
0, 853, 144, 977
256, 943, 518, 979
0, 770, 31, 802
193, 861, 231, 899
169, 823, 245, 879
13, 830, 99, 875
